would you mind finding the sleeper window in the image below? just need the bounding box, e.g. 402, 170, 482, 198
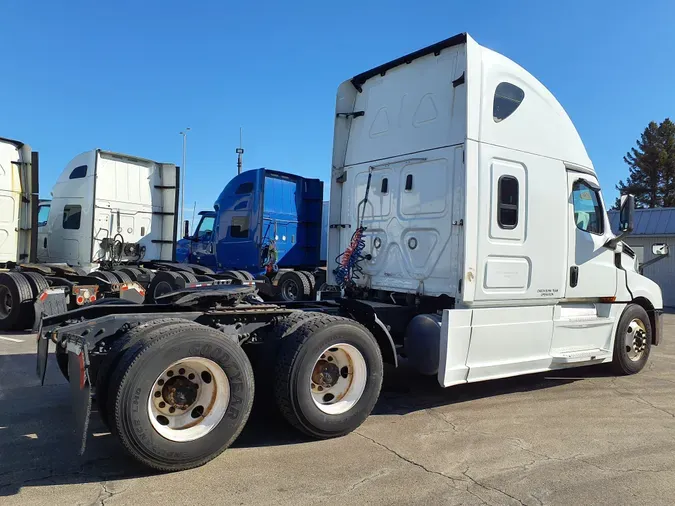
62, 205, 82, 230
497, 176, 518, 229
572, 180, 604, 235
235, 182, 254, 195
229, 216, 249, 238
493, 83, 524, 122
69, 165, 87, 179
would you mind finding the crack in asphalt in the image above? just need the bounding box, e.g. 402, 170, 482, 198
353, 431, 533, 505
353, 431, 466, 487
461, 468, 527, 506
0, 456, 131, 496
91, 482, 114, 506
633, 393, 675, 418
425, 409, 460, 432
508, 437, 672, 475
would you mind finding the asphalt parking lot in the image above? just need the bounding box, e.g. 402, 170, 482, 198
2, 316, 675, 506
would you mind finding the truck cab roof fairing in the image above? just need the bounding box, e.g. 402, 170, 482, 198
469, 38, 594, 172
342, 32, 594, 174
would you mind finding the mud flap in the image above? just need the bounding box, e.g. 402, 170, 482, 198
66, 338, 92, 456
35, 319, 48, 385
34, 288, 69, 385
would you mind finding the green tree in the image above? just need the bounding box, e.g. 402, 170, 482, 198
616, 118, 675, 208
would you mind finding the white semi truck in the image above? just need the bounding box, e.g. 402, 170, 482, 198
37, 33, 664, 472
0, 144, 198, 331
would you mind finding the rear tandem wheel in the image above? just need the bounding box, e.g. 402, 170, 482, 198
274, 314, 383, 438
0, 272, 34, 331
106, 321, 255, 471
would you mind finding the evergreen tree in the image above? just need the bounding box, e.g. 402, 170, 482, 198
616, 118, 675, 208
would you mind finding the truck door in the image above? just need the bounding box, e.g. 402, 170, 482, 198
191, 214, 216, 268
565, 172, 616, 298
48, 202, 83, 263
36, 202, 51, 262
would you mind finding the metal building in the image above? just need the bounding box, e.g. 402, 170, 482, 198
609, 208, 675, 307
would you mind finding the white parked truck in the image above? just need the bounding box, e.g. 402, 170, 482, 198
0, 145, 195, 331
0, 138, 38, 266
37, 33, 663, 472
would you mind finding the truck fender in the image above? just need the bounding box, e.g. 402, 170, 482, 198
338, 299, 398, 367
370, 314, 398, 367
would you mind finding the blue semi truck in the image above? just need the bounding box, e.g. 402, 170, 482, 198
176, 168, 329, 301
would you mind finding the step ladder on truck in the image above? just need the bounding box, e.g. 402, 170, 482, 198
36, 33, 663, 472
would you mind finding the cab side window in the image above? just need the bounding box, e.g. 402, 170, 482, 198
572, 180, 604, 235
62, 205, 82, 230
196, 216, 215, 239
37, 204, 51, 227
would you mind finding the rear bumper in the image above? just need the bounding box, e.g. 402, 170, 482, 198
654, 309, 663, 346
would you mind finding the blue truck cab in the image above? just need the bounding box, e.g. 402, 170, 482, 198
177, 169, 326, 299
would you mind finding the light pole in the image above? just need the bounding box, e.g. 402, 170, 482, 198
236, 127, 244, 175
179, 128, 190, 232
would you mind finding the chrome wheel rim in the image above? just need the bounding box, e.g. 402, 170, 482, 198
148, 357, 230, 442
281, 279, 299, 301
625, 318, 648, 362
0, 286, 11, 319
309, 343, 367, 415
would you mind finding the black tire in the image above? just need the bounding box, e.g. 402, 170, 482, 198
298, 271, 316, 293
278, 271, 311, 302
274, 315, 383, 438
21, 272, 50, 330
22, 272, 49, 297
251, 311, 325, 408
611, 304, 652, 375
145, 271, 185, 303
90, 270, 119, 285
237, 270, 255, 281
118, 267, 143, 282
111, 270, 133, 284
107, 321, 255, 471
0, 272, 34, 331
177, 271, 198, 284
97, 318, 189, 427
223, 270, 246, 281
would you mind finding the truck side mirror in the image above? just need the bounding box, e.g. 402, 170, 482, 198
652, 243, 669, 256
607, 194, 635, 249
619, 194, 635, 233
183, 220, 190, 239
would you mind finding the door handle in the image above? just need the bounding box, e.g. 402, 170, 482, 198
43, 237, 47, 248
570, 266, 579, 288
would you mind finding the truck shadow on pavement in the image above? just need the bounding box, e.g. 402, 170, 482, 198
0, 352, 613, 496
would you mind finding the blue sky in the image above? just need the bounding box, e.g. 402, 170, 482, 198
2, 0, 673, 217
